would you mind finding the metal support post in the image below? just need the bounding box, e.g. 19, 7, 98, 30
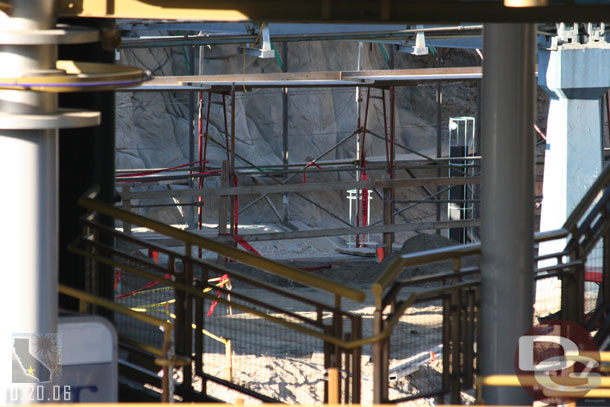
355, 41, 363, 248
182, 244, 193, 388
436, 52, 443, 231
282, 42, 289, 223
372, 308, 388, 404
603, 229, 610, 304
188, 45, 195, 227
480, 23, 536, 405
449, 290, 461, 404
230, 86, 236, 236
562, 250, 585, 324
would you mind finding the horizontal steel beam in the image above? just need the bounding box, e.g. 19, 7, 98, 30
222, 219, 481, 241
123, 67, 482, 92
139, 219, 480, 245
121, 176, 480, 199
59, 0, 610, 23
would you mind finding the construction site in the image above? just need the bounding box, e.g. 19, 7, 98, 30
2, 1, 610, 406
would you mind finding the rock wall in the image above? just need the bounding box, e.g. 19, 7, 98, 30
116, 39, 481, 230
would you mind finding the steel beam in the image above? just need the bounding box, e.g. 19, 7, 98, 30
58, 0, 610, 23
480, 23, 536, 405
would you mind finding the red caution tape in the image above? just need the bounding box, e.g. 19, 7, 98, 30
115, 273, 171, 300
207, 274, 230, 316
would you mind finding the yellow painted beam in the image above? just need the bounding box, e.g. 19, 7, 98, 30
60, 0, 250, 21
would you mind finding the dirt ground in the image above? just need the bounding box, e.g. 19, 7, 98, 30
117, 233, 479, 405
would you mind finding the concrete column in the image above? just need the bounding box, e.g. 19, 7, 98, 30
480, 23, 536, 405
0, 0, 58, 397
538, 39, 610, 251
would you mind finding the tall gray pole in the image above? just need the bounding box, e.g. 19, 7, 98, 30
0, 0, 59, 392
480, 23, 536, 405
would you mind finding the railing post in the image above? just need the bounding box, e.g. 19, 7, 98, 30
372, 308, 388, 404
122, 184, 132, 235
194, 279, 204, 380
562, 246, 585, 325
450, 290, 461, 404
182, 244, 193, 389
442, 294, 451, 394
171, 254, 185, 389
352, 316, 362, 404
332, 297, 343, 403
603, 229, 610, 304
463, 288, 475, 389
328, 367, 339, 405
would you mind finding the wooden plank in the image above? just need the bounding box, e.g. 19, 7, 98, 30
121, 176, 480, 200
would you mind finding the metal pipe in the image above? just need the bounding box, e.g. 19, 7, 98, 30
282, 42, 289, 223
480, 23, 536, 405
120, 25, 484, 48
0, 0, 59, 390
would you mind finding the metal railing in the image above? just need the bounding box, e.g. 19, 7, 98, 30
71, 187, 369, 403
70, 185, 489, 404
369, 162, 610, 404
65, 160, 610, 405
58, 284, 189, 402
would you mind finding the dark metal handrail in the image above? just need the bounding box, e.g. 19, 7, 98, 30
80, 186, 366, 303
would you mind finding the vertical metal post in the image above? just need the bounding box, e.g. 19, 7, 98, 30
352, 316, 362, 404
230, 85, 236, 236
188, 46, 195, 227
0, 1, 59, 388
480, 23, 536, 405
436, 52, 443, 231
449, 290, 461, 404
372, 308, 388, 404
562, 250, 585, 324
282, 42, 289, 223
382, 86, 396, 253
603, 230, 610, 304
182, 244, 193, 388
355, 42, 363, 248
